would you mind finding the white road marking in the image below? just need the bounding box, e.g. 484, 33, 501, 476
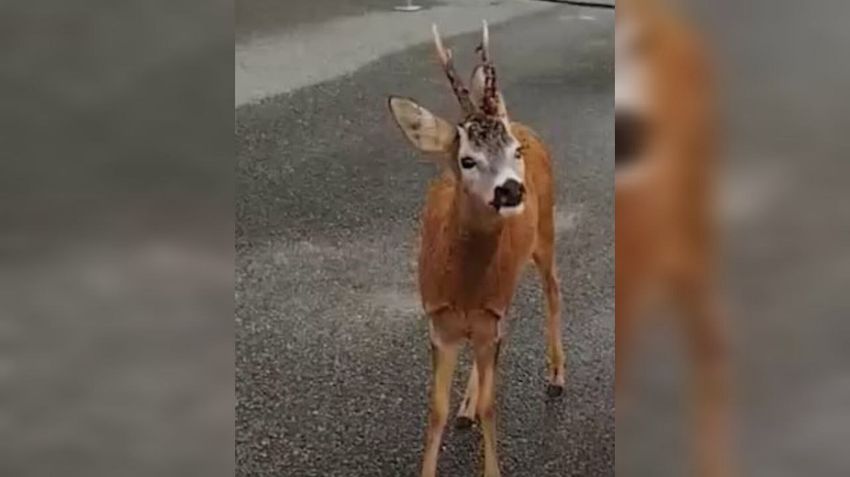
235, 1, 556, 106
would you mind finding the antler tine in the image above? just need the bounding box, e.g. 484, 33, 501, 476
431, 23, 476, 115
476, 20, 490, 63
432, 23, 450, 65
475, 20, 500, 117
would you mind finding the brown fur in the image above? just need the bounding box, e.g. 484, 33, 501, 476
418, 123, 563, 477
616, 1, 731, 476
420, 124, 550, 321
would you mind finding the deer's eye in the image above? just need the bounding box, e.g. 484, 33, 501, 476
460, 157, 477, 169
514, 149, 523, 160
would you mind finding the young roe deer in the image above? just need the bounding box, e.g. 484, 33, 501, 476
387, 22, 565, 477
616, 0, 731, 475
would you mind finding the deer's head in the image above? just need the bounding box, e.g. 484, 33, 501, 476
389, 22, 526, 217
615, 5, 653, 169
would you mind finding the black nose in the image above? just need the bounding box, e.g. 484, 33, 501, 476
615, 109, 648, 167
493, 179, 525, 208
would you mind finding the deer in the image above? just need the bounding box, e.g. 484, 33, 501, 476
387, 22, 565, 477
616, 0, 732, 476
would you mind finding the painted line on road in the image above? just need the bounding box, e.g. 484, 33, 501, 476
235, 1, 557, 107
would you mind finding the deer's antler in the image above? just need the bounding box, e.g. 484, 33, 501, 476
432, 24, 477, 116
475, 20, 500, 117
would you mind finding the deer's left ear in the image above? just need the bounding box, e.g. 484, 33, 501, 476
388, 96, 457, 153
470, 66, 509, 121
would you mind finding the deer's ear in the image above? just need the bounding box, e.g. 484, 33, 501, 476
469, 66, 509, 121
388, 96, 457, 153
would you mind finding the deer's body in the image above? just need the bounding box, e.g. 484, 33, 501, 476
419, 123, 551, 322
388, 23, 565, 477
616, 1, 730, 476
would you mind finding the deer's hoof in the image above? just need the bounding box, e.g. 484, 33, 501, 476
545, 383, 564, 398
455, 416, 475, 429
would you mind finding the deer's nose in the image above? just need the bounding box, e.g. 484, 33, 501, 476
615, 109, 648, 166
494, 179, 525, 208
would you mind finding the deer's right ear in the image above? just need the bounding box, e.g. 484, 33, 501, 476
388, 96, 457, 153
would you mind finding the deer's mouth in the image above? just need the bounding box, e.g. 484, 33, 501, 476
489, 200, 525, 217
498, 203, 525, 217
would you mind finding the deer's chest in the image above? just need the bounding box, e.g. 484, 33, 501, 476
417, 219, 536, 314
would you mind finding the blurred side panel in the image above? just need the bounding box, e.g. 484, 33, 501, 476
617, 0, 850, 476
0, 1, 234, 476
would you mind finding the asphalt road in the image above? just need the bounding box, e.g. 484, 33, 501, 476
235, 0, 442, 42
236, 4, 614, 476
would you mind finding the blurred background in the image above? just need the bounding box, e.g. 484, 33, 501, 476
616, 0, 850, 476
0, 1, 233, 476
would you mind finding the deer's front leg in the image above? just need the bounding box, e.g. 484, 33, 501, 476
533, 245, 566, 396
471, 316, 502, 477
678, 284, 733, 477
420, 335, 460, 477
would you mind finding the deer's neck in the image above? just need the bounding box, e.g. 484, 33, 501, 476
450, 185, 504, 283
454, 184, 502, 236
419, 177, 528, 315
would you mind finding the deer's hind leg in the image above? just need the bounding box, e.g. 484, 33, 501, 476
455, 361, 479, 428
532, 208, 566, 396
